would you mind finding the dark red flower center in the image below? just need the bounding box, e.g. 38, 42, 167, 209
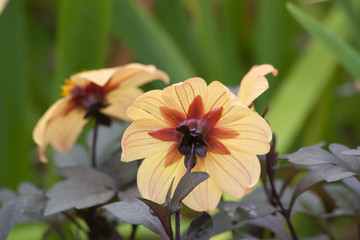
149, 95, 239, 169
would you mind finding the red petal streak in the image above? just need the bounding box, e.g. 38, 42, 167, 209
160, 107, 185, 127
207, 139, 231, 155
164, 143, 183, 167
149, 128, 180, 142
187, 95, 204, 119
201, 107, 223, 129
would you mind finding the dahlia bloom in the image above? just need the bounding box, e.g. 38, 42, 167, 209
237, 64, 278, 107
33, 63, 169, 162
121, 77, 272, 211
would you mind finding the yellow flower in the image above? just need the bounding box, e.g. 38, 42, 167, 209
33, 63, 169, 163
237, 64, 277, 107
121, 77, 272, 211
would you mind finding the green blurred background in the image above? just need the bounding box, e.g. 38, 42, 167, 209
1, 0, 360, 194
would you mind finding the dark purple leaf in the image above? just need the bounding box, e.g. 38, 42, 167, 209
343, 177, 360, 196
324, 184, 360, 215
138, 198, 173, 238
289, 167, 324, 212
44, 179, 115, 216
0, 189, 16, 204
56, 166, 116, 189
282, 146, 340, 166
165, 178, 175, 207
320, 165, 355, 182
103, 201, 170, 240
329, 143, 360, 172
54, 144, 89, 167
171, 172, 209, 210
186, 212, 213, 240
249, 215, 291, 240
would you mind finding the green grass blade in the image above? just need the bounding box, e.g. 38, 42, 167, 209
112, 0, 196, 85
0, 0, 32, 188
53, 0, 113, 99
287, 2, 360, 79
185, 0, 243, 85
267, 5, 349, 154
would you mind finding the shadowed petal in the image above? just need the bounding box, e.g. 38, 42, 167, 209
101, 87, 143, 121
39, 107, 88, 162
162, 78, 207, 116
182, 160, 222, 211
112, 63, 169, 88
206, 152, 260, 198
238, 64, 277, 106
137, 149, 186, 203
121, 119, 173, 162
72, 67, 119, 87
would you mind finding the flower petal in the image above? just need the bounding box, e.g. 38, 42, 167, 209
33, 98, 88, 162
238, 64, 277, 106
205, 152, 260, 198
101, 87, 144, 121
182, 159, 222, 211
162, 78, 207, 116
127, 90, 168, 121
111, 63, 169, 88
121, 119, 174, 162
71, 67, 119, 87
137, 148, 186, 203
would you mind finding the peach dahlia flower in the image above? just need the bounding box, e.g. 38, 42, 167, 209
121, 77, 272, 211
33, 63, 169, 163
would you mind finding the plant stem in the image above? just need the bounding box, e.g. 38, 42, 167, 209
129, 224, 138, 240
186, 143, 195, 174
175, 210, 181, 240
91, 119, 98, 168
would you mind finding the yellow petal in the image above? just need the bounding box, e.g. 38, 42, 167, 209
220, 108, 272, 155
101, 87, 144, 121
137, 148, 186, 203
182, 159, 222, 211
121, 119, 173, 162
47, 107, 88, 153
205, 152, 260, 198
238, 64, 277, 106
72, 67, 119, 87
162, 78, 207, 116
127, 89, 168, 121
112, 63, 170, 88
33, 98, 88, 162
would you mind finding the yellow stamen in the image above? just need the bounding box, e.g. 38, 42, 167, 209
61, 79, 75, 96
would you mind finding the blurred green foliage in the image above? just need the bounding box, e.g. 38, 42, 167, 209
0, 0, 360, 238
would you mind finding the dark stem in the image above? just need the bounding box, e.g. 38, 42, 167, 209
83, 207, 101, 240
91, 119, 98, 168
186, 143, 196, 174
129, 224, 138, 240
175, 210, 181, 240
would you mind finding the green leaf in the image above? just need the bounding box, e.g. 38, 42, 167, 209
0, 0, 32, 189
186, 212, 213, 240
53, 0, 113, 99
185, 0, 243, 85
287, 2, 360, 79
112, 0, 196, 85
171, 172, 209, 210
267, 5, 349, 153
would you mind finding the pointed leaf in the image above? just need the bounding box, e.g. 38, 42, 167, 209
138, 198, 172, 238
165, 178, 175, 207
55, 166, 116, 189
329, 143, 360, 172
249, 215, 291, 240
172, 172, 209, 208
103, 201, 170, 240
186, 212, 213, 240
282, 146, 340, 166
44, 179, 115, 216
54, 145, 89, 167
